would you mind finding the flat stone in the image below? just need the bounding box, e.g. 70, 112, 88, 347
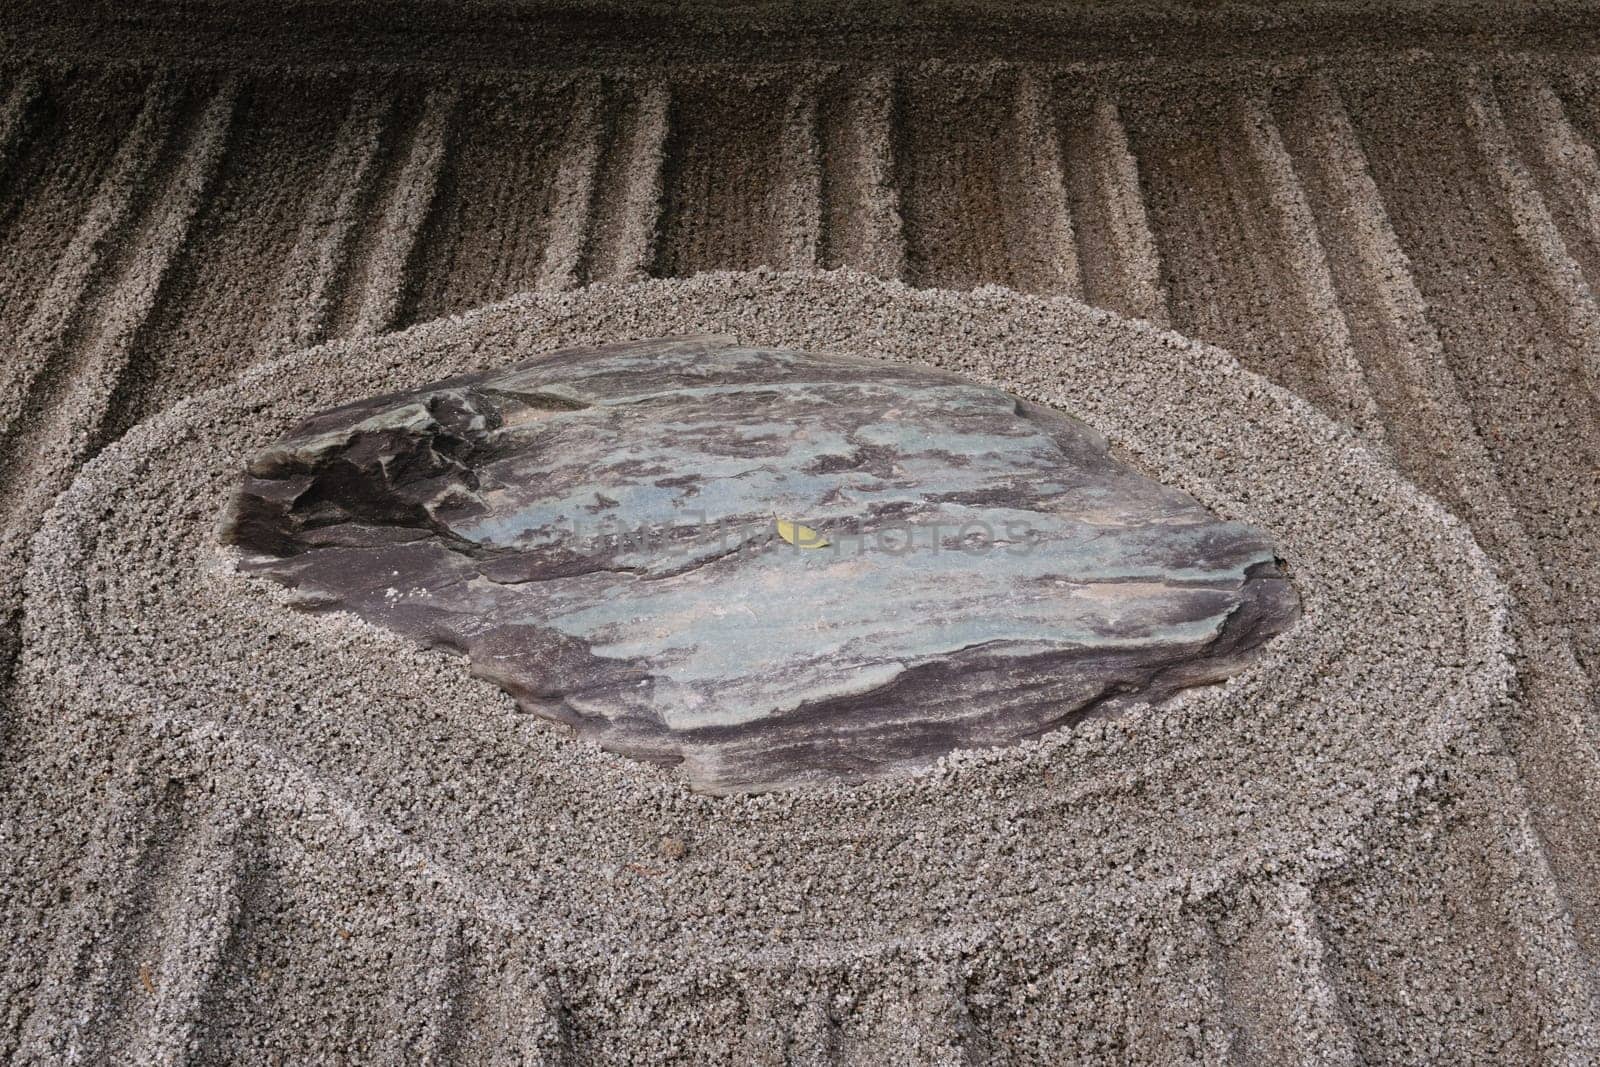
222, 337, 1298, 792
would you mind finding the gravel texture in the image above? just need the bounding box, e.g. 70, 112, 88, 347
2, 28, 1600, 1063
4, 271, 1537, 1062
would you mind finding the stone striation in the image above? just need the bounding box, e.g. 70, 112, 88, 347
221, 337, 1298, 792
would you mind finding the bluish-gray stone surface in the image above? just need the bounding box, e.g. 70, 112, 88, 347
223, 337, 1298, 792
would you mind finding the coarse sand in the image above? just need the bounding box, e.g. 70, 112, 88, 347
1, 22, 1599, 1062
8, 271, 1577, 1063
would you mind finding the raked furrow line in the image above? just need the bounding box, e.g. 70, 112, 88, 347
1451, 71, 1600, 686
1236, 92, 1387, 444
14, 779, 257, 1065
349, 86, 458, 338
469, 960, 576, 1067
1087, 97, 1169, 326
777, 77, 825, 272
271, 87, 393, 351
71, 81, 239, 462
1008, 72, 1084, 297
118, 814, 255, 1067
537, 78, 606, 292
1498, 72, 1600, 310
1466, 752, 1600, 1064
820, 69, 906, 280
1065, 97, 1169, 325
1272, 74, 1519, 535
1122, 911, 1234, 1067
733, 972, 844, 1067
1225, 885, 1362, 1067
386, 919, 474, 1064
0, 71, 42, 191
887, 964, 987, 1067
584, 82, 669, 284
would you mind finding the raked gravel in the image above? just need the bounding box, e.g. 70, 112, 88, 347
11, 269, 1516, 1060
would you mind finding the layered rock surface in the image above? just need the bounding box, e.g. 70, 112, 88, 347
223, 337, 1296, 791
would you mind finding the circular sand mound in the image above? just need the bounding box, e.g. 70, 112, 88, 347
24, 271, 1510, 1055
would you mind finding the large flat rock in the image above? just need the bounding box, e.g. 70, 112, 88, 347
222, 337, 1297, 792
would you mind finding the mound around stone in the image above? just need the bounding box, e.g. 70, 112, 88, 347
18, 273, 1511, 1059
